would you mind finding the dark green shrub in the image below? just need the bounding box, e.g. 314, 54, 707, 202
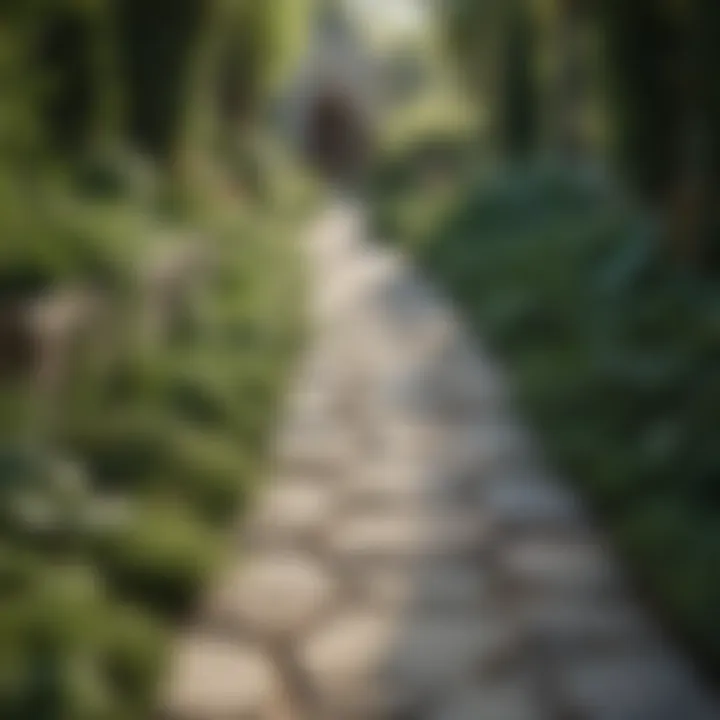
98, 502, 218, 619
373, 156, 720, 672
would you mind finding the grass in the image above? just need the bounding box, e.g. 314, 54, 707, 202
369, 147, 720, 678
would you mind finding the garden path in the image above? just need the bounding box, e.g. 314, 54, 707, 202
162, 201, 719, 720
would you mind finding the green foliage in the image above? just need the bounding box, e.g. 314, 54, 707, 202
441, 0, 503, 92
596, 0, 720, 264
114, 0, 212, 160
0, 560, 168, 720
0, 198, 305, 716
599, 0, 683, 203
372, 153, 720, 673
498, 1, 538, 159
0, 183, 138, 301
212, 0, 312, 142
98, 501, 219, 618
37, 5, 96, 154
0, 0, 312, 716
440, 0, 539, 158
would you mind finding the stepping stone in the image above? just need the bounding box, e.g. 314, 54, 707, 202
446, 422, 536, 480
350, 563, 416, 608
343, 462, 435, 507
162, 205, 720, 720
248, 480, 334, 545
408, 560, 489, 612
380, 421, 443, 456
275, 423, 355, 474
276, 401, 339, 441
518, 595, 657, 657
556, 650, 719, 720
329, 510, 429, 559
374, 368, 439, 415
300, 610, 398, 715
329, 508, 488, 563
434, 379, 509, 420
161, 634, 279, 719
283, 368, 336, 401
483, 472, 586, 532
502, 537, 625, 598
431, 677, 543, 720
207, 553, 336, 639
356, 558, 488, 613
381, 613, 518, 706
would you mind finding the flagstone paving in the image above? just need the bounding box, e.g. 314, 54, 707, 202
161, 202, 719, 720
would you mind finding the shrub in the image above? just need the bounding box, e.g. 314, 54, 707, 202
97, 501, 219, 619
373, 157, 720, 673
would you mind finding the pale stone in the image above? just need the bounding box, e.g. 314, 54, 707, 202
384, 422, 444, 461
483, 473, 585, 530
502, 537, 624, 598
356, 559, 487, 612
375, 367, 437, 414
329, 507, 486, 563
351, 563, 416, 608
281, 382, 336, 421
345, 460, 435, 504
208, 554, 335, 638
275, 424, 354, 475
447, 421, 535, 480
275, 409, 337, 447
249, 481, 333, 542
434, 368, 510, 418
301, 610, 396, 714
382, 613, 517, 703
162, 635, 278, 719
408, 560, 488, 612
556, 651, 720, 720
329, 511, 429, 560
518, 596, 656, 656
432, 679, 542, 720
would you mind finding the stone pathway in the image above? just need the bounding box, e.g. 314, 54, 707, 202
161, 201, 719, 720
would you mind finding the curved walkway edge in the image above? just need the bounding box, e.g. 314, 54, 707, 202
160, 201, 719, 720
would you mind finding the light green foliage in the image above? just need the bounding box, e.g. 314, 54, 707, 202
0, 195, 306, 717
214, 0, 313, 125
0, 3, 312, 716
440, 0, 540, 158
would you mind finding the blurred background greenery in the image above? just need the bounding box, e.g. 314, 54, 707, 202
370, 0, 720, 685
3, 0, 720, 716
0, 1, 316, 717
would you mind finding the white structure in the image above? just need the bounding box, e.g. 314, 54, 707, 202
281, 1, 379, 176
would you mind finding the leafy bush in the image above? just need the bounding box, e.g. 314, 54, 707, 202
0, 181, 305, 717
1, 1, 312, 716
372, 158, 720, 673
0, 560, 168, 720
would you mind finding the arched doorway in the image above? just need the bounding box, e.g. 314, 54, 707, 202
305, 88, 369, 184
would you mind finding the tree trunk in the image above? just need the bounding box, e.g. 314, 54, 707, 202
37, 6, 96, 156
498, 0, 539, 161
551, 0, 588, 164
601, 0, 690, 261
113, 0, 211, 165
